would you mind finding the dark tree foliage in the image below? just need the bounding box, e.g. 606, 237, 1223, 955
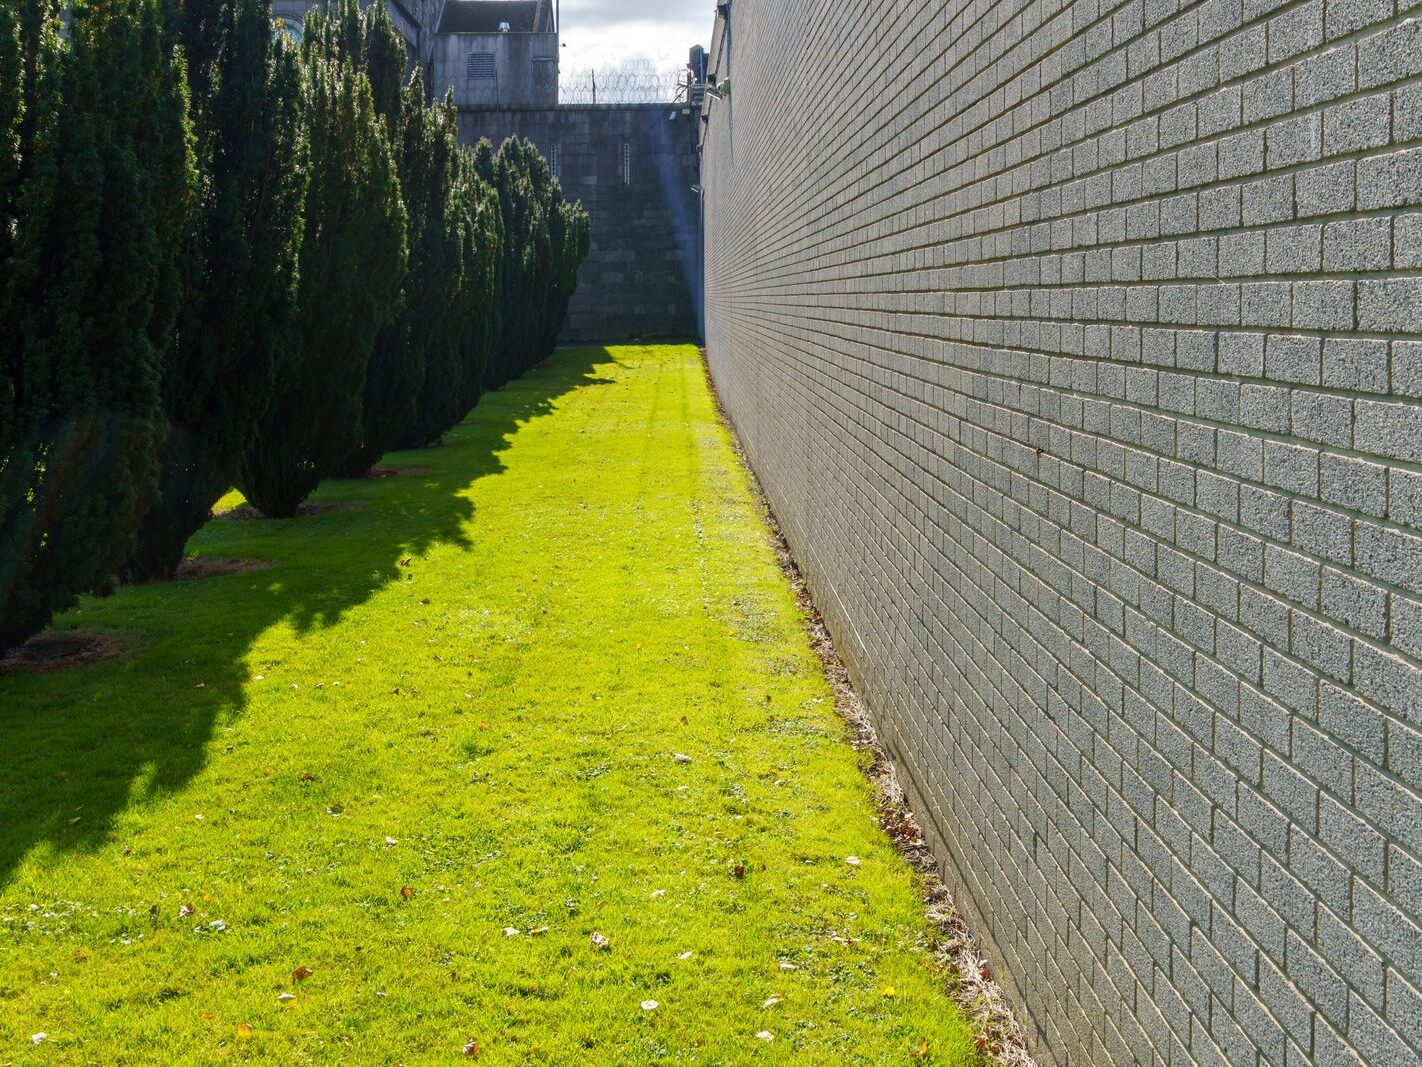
125, 0, 309, 579
0, 0, 195, 650
340, 4, 422, 474
484, 137, 590, 392
448, 142, 503, 424
236, 14, 406, 518
392, 105, 500, 452
545, 185, 592, 357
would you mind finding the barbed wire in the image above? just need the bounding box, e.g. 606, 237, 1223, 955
558, 66, 691, 105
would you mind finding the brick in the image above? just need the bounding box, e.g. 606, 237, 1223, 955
700, 7, 1422, 1063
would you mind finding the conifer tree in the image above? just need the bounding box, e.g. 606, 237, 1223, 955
0, 0, 195, 649
449, 143, 502, 422
385, 99, 496, 453
236, 23, 406, 518
126, 0, 309, 579
483, 137, 589, 390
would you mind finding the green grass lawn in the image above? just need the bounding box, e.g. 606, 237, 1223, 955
0, 344, 978, 1064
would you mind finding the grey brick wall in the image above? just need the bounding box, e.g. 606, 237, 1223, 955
461, 105, 703, 342
700, 1, 1422, 1063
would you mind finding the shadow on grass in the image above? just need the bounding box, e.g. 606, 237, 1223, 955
0, 346, 618, 888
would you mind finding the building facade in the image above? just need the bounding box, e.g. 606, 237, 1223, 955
701, 2, 1422, 1065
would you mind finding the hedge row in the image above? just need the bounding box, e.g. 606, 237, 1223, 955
0, 0, 589, 651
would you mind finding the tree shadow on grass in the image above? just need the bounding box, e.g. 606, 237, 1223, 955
0, 346, 619, 888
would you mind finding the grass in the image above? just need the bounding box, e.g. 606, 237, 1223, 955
0, 345, 978, 1064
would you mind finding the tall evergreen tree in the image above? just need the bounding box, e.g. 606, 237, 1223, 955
482, 137, 588, 391
383, 96, 494, 454
542, 176, 591, 358
125, 0, 309, 579
449, 142, 502, 424
236, 23, 406, 518
340, 4, 420, 473
0, 0, 195, 649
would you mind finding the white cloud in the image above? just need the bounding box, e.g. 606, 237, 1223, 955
556, 0, 711, 72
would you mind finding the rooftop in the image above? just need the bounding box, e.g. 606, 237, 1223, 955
437, 0, 551, 35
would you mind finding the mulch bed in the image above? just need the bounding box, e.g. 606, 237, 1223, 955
0, 631, 128, 676
213, 501, 363, 520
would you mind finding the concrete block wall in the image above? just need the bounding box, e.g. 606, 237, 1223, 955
700, 1, 1422, 1063
461, 105, 703, 342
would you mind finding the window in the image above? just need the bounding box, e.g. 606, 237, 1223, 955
466, 52, 495, 80
622, 142, 631, 185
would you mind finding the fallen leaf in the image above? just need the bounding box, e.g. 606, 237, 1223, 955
400, 887, 415, 900
591, 932, 610, 950
194, 683, 206, 689
677, 951, 693, 960
235, 1023, 253, 1039
31, 1034, 46, 1044
478, 721, 489, 730
641, 1000, 658, 1011
420, 598, 430, 605
385, 836, 399, 846
678, 715, 688, 725
326, 805, 344, 816
778, 961, 798, 971
503, 927, 521, 937
882, 986, 896, 998
399, 557, 412, 567
277, 993, 295, 1003
529, 925, 549, 936
732, 863, 746, 880
845, 856, 861, 867
762, 994, 782, 1008
911, 1038, 931, 1060
67, 816, 81, 826
263, 767, 273, 777
673, 753, 691, 763
756, 1031, 774, 1042
462, 1038, 480, 1058
651, 889, 666, 898
292, 966, 313, 982
179, 903, 195, 918
299, 772, 316, 783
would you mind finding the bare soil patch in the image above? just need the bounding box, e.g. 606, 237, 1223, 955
213, 501, 363, 520
171, 557, 274, 581
367, 465, 433, 479
0, 631, 128, 676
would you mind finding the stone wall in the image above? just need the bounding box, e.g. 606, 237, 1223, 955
701, 1, 1422, 1064
461, 104, 703, 343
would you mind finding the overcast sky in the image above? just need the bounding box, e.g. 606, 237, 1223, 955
557, 0, 712, 72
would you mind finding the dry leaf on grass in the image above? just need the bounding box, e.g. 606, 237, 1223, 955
292, 966, 313, 982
